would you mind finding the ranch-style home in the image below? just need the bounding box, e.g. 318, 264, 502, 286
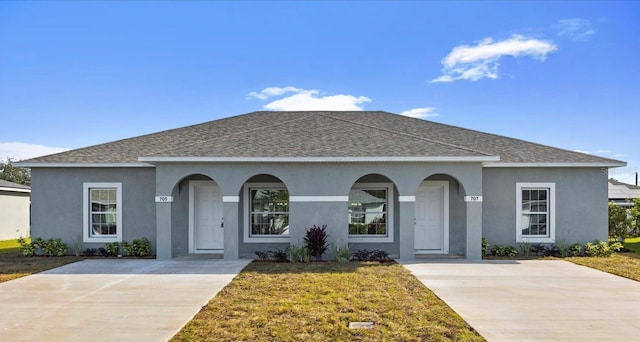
18, 111, 625, 260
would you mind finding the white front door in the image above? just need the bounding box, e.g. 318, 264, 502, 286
189, 181, 223, 253
415, 180, 449, 253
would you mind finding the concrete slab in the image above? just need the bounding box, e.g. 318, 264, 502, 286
0, 258, 250, 342
399, 259, 640, 341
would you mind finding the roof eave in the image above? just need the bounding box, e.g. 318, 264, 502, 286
484, 161, 627, 168
0, 187, 31, 193
14, 162, 155, 168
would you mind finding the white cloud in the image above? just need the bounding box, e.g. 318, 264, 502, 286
247, 86, 303, 100
248, 87, 371, 111
555, 18, 597, 41
400, 107, 440, 119
0, 142, 69, 161
431, 34, 558, 83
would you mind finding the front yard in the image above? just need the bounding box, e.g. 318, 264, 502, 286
172, 261, 484, 342
567, 252, 640, 282
0, 252, 81, 283
2, 236, 640, 341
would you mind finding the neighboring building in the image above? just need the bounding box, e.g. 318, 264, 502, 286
609, 179, 640, 207
0, 180, 31, 240
17, 111, 625, 259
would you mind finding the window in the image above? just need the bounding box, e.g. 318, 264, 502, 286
83, 183, 122, 243
244, 183, 289, 242
348, 183, 393, 242
516, 183, 555, 243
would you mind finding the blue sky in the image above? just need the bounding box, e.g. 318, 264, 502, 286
1, 1, 638, 183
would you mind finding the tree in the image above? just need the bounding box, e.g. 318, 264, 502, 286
0, 157, 31, 185
631, 198, 640, 237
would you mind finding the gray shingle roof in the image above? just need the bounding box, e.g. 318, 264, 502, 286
19, 111, 624, 166
0, 179, 30, 190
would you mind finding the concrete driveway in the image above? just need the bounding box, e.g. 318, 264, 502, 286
400, 259, 640, 341
0, 258, 250, 341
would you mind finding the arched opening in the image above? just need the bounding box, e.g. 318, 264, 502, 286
170, 174, 223, 256
348, 174, 398, 247
414, 173, 466, 255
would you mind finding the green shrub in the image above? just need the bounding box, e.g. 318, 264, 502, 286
123, 238, 152, 257
331, 244, 351, 263
104, 242, 121, 257
255, 250, 271, 260
351, 249, 391, 261
519, 242, 531, 257
481, 238, 489, 256
42, 238, 68, 257
491, 244, 518, 257
289, 245, 310, 263
19, 237, 68, 257
584, 240, 623, 257
272, 248, 289, 262
609, 203, 632, 239
567, 243, 583, 257
556, 241, 569, 257
18, 237, 38, 256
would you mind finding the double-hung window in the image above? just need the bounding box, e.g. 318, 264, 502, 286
244, 183, 289, 242
83, 183, 122, 243
516, 182, 555, 243
348, 183, 393, 242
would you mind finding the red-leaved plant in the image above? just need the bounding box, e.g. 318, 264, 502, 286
304, 224, 328, 261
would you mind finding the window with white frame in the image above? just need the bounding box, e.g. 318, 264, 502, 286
348, 183, 393, 242
244, 183, 289, 242
516, 182, 555, 243
83, 183, 122, 243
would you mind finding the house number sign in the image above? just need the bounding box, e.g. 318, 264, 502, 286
155, 196, 174, 203
464, 196, 483, 202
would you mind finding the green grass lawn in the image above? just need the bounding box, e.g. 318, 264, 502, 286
566, 252, 640, 282
0, 238, 27, 254
0, 238, 81, 283
172, 261, 484, 342
624, 237, 640, 253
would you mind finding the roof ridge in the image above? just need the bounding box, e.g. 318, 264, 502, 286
318, 112, 496, 157
143, 112, 314, 157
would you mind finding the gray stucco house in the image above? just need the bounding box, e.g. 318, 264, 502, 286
18, 111, 625, 260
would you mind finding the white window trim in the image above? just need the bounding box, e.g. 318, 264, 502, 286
348, 182, 394, 243
83, 182, 122, 243
516, 182, 555, 243
243, 182, 291, 243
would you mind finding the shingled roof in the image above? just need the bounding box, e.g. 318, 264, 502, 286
19, 111, 624, 167
0, 179, 31, 192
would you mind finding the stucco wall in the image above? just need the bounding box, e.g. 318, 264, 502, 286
31, 167, 156, 252
0, 191, 30, 240
153, 161, 481, 258
482, 167, 608, 247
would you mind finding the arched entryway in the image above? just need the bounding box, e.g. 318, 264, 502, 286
414, 174, 466, 255
170, 174, 224, 255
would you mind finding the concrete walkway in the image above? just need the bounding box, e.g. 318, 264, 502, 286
0, 258, 250, 341
400, 259, 640, 341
